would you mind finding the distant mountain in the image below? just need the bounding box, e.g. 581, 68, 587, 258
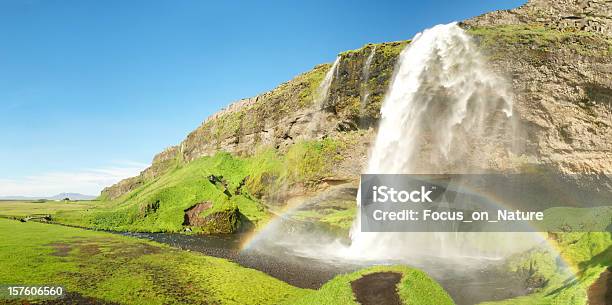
0, 193, 96, 201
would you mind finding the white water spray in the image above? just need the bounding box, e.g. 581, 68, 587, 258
345, 23, 540, 260
247, 23, 543, 265
368, 23, 512, 174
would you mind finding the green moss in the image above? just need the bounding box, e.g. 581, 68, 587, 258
339, 41, 409, 57
198, 204, 241, 234
298, 64, 330, 107
290, 196, 357, 234
541, 206, 612, 232
480, 232, 612, 305
0, 219, 305, 304
379, 40, 410, 59
244, 147, 284, 197
291, 207, 356, 237
283, 137, 345, 184
52, 136, 350, 233
244, 137, 350, 199
54, 152, 269, 232
468, 25, 612, 58
319, 207, 356, 231
285, 265, 455, 305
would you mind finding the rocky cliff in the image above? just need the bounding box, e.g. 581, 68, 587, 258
102, 0, 611, 200
462, 0, 611, 191
101, 41, 407, 199
463, 0, 611, 35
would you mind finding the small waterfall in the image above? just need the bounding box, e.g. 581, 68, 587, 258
346, 23, 537, 260
314, 57, 340, 109
305, 57, 340, 137
360, 46, 376, 125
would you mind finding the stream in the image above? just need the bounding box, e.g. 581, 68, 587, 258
121, 230, 530, 305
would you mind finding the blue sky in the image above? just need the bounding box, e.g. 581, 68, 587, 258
0, 0, 525, 196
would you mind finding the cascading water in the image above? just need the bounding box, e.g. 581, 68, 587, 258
345, 22, 540, 260
315, 57, 340, 109
361, 46, 376, 105
368, 23, 512, 174
304, 57, 341, 138
241, 23, 554, 304
359, 46, 376, 127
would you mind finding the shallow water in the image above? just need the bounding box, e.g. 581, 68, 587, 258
121, 231, 361, 289
122, 231, 530, 305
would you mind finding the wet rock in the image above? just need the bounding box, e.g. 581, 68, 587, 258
351, 272, 402, 305
235, 177, 247, 195
588, 266, 612, 305
183, 202, 243, 234
183, 202, 213, 226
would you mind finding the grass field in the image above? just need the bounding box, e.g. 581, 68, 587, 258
2, 150, 610, 305
0, 218, 306, 305
0, 200, 95, 218
0, 218, 455, 305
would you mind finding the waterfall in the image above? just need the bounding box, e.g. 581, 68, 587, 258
368, 23, 512, 174
360, 46, 376, 125
314, 57, 340, 109
345, 23, 537, 260
246, 23, 540, 264
303, 57, 340, 138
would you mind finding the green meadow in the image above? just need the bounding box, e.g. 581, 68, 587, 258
0, 200, 93, 218
44, 137, 358, 234
0, 218, 453, 305
1, 215, 610, 305
1, 144, 611, 305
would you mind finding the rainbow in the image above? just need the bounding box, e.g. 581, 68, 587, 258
239, 177, 591, 277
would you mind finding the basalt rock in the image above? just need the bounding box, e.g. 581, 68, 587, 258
183, 202, 242, 234
462, 0, 612, 193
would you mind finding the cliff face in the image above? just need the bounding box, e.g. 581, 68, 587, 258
101, 41, 407, 199
462, 0, 612, 185
463, 0, 611, 35
176, 41, 407, 163
102, 0, 611, 200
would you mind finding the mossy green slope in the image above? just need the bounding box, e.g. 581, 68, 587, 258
54, 136, 352, 233
480, 232, 612, 305
467, 25, 612, 58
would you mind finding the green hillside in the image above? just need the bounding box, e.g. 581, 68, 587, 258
54, 135, 355, 233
